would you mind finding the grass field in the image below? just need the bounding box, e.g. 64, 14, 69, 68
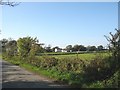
37, 52, 111, 61
52, 53, 97, 60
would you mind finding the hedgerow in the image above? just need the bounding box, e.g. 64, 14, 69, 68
2, 29, 119, 88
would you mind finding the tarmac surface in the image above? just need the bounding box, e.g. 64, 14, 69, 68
1, 59, 69, 88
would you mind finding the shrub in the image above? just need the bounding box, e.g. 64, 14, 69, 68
83, 53, 118, 82
88, 70, 119, 88
56, 57, 86, 73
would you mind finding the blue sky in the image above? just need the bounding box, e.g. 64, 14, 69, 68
2, 2, 118, 48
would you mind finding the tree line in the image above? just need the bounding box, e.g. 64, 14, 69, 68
42, 44, 106, 52
0, 37, 107, 56
1, 29, 119, 88
1, 37, 42, 58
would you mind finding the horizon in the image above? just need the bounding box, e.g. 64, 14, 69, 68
0, 36, 110, 49
1, 2, 118, 48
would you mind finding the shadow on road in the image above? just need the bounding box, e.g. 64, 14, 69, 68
1, 60, 70, 88
2, 81, 68, 88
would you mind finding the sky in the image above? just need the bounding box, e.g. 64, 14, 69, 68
1, 2, 118, 48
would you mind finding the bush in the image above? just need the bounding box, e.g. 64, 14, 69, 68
56, 57, 86, 73
26, 55, 58, 69
88, 70, 119, 88
83, 54, 118, 82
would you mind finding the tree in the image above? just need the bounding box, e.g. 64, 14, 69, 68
45, 44, 52, 52
0, 38, 8, 52
72, 45, 80, 52
37, 46, 45, 53
0, 38, 17, 57
79, 45, 87, 51
29, 43, 41, 56
97, 45, 104, 51
17, 37, 39, 58
87, 46, 97, 51
0, 0, 20, 7
6, 40, 17, 56
105, 28, 120, 61
66, 45, 72, 52
72, 45, 87, 52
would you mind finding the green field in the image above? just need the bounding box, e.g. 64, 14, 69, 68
53, 53, 98, 60
37, 52, 110, 61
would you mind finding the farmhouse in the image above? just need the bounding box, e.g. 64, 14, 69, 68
61, 49, 67, 52
55, 48, 61, 52
55, 48, 67, 52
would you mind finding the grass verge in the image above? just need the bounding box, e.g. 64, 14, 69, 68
3, 58, 71, 85
3, 53, 117, 88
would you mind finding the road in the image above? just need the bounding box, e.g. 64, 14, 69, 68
1, 59, 69, 88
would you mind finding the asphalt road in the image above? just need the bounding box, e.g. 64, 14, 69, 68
1, 59, 69, 88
